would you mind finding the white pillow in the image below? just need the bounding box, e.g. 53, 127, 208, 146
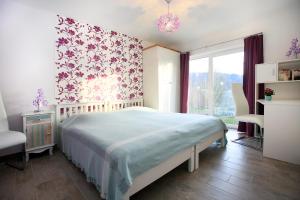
121, 106, 157, 112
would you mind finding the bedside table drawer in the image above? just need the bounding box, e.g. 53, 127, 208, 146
26, 123, 52, 149
26, 114, 51, 124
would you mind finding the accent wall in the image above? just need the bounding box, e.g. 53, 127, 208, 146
0, 1, 151, 131
55, 16, 143, 104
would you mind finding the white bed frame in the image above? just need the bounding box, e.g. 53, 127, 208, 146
56, 99, 225, 200
56, 99, 144, 123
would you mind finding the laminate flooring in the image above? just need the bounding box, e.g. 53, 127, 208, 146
1, 130, 299, 200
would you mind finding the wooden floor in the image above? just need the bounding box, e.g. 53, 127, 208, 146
1, 130, 300, 200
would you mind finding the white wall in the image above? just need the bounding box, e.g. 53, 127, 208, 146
260, 2, 300, 63
187, 0, 300, 64
190, 39, 244, 59
0, 1, 56, 131
142, 41, 155, 49
189, 3, 300, 102
0, 1, 150, 131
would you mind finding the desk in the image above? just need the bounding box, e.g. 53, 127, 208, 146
257, 100, 300, 164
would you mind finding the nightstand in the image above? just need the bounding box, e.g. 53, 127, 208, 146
22, 111, 55, 162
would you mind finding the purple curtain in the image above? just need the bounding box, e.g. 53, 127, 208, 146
180, 52, 190, 113
238, 34, 264, 137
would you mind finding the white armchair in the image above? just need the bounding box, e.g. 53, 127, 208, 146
232, 83, 264, 147
0, 91, 26, 169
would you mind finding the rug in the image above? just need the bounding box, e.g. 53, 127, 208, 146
232, 136, 262, 151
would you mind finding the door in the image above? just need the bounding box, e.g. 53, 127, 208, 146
188, 51, 244, 127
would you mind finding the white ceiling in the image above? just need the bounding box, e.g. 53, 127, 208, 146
7, 0, 300, 51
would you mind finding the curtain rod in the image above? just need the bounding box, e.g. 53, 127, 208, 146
188, 32, 263, 53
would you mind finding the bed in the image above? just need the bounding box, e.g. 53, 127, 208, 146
56, 100, 227, 200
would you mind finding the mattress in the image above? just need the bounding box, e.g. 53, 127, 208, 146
60, 109, 227, 200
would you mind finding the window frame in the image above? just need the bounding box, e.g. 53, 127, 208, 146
188, 47, 244, 128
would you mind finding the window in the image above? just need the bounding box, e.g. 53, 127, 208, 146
189, 58, 209, 115
188, 51, 244, 127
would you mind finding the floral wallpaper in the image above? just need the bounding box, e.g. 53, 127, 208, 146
55, 15, 143, 104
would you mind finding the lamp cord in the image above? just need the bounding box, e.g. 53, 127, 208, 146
168, 3, 170, 15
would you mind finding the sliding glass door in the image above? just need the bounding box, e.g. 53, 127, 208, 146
188, 51, 244, 127
188, 58, 209, 115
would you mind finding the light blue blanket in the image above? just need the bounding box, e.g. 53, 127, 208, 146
61, 110, 227, 200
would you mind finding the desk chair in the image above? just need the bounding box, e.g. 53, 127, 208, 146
0, 91, 26, 169
232, 83, 264, 147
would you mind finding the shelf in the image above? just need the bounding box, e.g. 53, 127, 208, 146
277, 58, 300, 65
258, 80, 300, 84
275, 80, 300, 83
257, 99, 300, 106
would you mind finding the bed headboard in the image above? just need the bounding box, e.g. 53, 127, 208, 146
56, 99, 143, 123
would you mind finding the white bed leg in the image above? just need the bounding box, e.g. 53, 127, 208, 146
194, 146, 199, 170
188, 151, 195, 172
123, 193, 130, 200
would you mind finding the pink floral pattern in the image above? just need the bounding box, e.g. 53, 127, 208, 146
55, 15, 143, 104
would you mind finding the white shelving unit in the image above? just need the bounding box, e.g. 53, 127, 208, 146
255, 59, 300, 105
256, 63, 277, 83
256, 59, 300, 84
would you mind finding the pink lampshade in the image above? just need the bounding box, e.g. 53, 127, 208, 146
157, 13, 180, 32
157, 0, 180, 33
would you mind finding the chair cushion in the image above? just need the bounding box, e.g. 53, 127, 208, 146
236, 114, 264, 128
0, 91, 9, 132
0, 118, 9, 132
0, 131, 26, 150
